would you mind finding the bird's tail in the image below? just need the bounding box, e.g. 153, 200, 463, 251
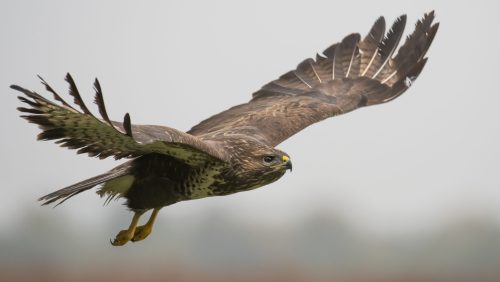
38, 163, 131, 206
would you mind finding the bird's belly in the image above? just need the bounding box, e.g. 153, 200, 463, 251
125, 176, 183, 210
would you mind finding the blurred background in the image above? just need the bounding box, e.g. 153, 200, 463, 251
1, 0, 500, 281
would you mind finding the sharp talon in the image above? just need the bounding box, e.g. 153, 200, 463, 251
110, 228, 137, 246
110, 238, 119, 246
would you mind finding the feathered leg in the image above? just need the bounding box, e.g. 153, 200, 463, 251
110, 211, 145, 246
131, 208, 161, 242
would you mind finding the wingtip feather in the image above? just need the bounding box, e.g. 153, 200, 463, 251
10, 84, 26, 91
123, 113, 133, 137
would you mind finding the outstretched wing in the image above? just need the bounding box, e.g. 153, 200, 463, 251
189, 12, 438, 146
12, 74, 229, 166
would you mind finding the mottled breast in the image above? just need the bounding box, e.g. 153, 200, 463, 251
184, 163, 226, 200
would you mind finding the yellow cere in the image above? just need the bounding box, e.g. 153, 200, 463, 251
282, 155, 289, 162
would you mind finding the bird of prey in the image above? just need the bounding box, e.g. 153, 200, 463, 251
11, 12, 438, 246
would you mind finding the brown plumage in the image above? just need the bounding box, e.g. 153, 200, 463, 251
11, 12, 438, 246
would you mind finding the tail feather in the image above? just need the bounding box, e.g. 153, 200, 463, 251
39, 165, 130, 206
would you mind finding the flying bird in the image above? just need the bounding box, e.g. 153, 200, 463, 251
11, 12, 438, 246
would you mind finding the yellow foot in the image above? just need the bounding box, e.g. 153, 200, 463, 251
110, 229, 134, 246
131, 208, 160, 243
131, 224, 153, 242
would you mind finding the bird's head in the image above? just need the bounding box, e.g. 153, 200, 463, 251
259, 149, 293, 173
226, 137, 292, 189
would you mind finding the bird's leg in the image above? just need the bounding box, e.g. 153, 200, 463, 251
132, 208, 161, 242
110, 211, 144, 246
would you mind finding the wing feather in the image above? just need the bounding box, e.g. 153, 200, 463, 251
92, 78, 118, 130
38, 75, 77, 111
334, 33, 361, 79
189, 13, 438, 146
370, 15, 407, 79
384, 12, 438, 85
12, 76, 229, 165
123, 113, 133, 137
65, 73, 92, 115
294, 59, 321, 87
314, 53, 334, 84
359, 17, 386, 76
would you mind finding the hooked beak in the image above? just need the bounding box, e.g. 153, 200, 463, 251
282, 155, 292, 172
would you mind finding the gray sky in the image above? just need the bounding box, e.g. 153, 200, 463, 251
1, 0, 499, 238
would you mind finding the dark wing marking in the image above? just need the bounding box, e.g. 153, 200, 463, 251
65, 73, 92, 115
123, 113, 133, 137
12, 76, 229, 165
92, 78, 117, 130
188, 12, 438, 146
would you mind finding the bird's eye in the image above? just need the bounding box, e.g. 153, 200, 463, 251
263, 155, 275, 164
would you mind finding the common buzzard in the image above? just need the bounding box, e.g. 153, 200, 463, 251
11, 12, 438, 246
